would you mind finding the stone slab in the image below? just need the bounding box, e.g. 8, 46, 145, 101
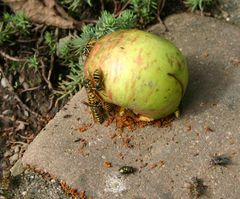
219, 0, 240, 27
22, 13, 240, 199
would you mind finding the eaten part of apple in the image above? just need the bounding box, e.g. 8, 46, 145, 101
84, 29, 188, 121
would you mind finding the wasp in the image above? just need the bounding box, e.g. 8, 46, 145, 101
83, 39, 96, 57
210, 154, 232, 167
83, 79, 95, 94
83, 78, 105, 124
103, 102, 115, 115
83, 79, 100, 105
91, 105, 105, 124
93, 69, 115, 114
119, 166, 136, 175
93, 69, 104, 91
188, 177, 207, 198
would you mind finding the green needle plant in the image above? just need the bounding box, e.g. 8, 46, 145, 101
55, 10, 137, 100
0, 1, 165, 102
184, 0, 215, 12
129, 0, 159, 25
0, 12, 31, 45
59, 0, 92, 12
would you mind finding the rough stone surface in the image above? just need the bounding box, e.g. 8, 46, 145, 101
10, 159, 25, 177
21, 13, 240, 199
218, 0, 240, 26
9, 170, 69, 199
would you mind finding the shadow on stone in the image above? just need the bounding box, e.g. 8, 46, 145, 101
182, 55, 234, 116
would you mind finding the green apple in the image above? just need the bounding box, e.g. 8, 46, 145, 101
84, 29, 188, 120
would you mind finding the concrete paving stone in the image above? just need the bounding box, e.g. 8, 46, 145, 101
21, 13, 240, 199
218, 0, 240, 27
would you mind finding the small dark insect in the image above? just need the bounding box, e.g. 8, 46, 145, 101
74, 138, 82, 142
93, 69, 104, 91
119, 166, 136, 175
63, 114, 72, 118
210, 154, 232, 167
188, 177, 207, 198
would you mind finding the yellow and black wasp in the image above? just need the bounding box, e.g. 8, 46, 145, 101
103, 102, 115, 115
92, 69, 116, 115
93, 69, 105, 92
83, 79, 100, 105
90, 105, 105, 124
83, 78, 105, 124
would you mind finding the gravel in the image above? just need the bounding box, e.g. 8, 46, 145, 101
218, 0, 240, 26
7, 170, 70, 199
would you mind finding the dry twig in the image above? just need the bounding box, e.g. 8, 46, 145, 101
156, 0, 168, 32
0, 65, 41, 118
0, 50, 26, 62
9, 141, 28, 146
157, 0, 165, 19
100, 0, 104, 11
20, 85, 41, 94
40, 58, 53, 90
47, 28, 59, 83
47, 96, 55, 112
36, 25, 48, 49
115, 0, 130, 16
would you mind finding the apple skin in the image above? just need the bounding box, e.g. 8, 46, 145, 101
84, 29, 188, 120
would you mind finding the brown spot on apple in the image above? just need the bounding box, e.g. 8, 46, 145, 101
108, 90, 113, 100
134, 49, 143, 65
